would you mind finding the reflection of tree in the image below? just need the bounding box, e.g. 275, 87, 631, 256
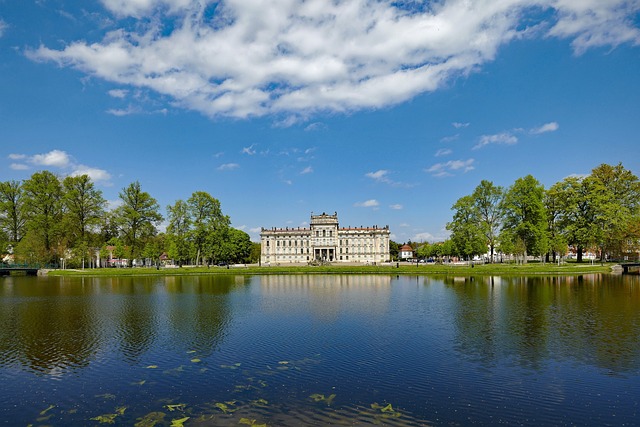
164, 275, 239, 356
444, 274, 640, 373
0, 276, 99, 376
114, 278, 159, 364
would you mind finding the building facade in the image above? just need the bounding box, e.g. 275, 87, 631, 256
260, 212, 391, 264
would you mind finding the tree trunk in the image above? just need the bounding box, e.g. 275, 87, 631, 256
577, 246, 583, 263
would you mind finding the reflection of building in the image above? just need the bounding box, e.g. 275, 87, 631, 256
260, 212, 390, 264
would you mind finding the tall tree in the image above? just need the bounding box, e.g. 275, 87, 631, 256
62, 175, 107, 248
187, 191, 229, 265
545, 181, 569, 262
0, 180, 26, 245
221, 228, 253, 264
472, 180, 504, 262
22, 171, 63, 262
115, 181, 163, 262
166, 199, 192, 265
586, 163, 640, 260
501, 175, 548, 263
447, 195, 486, 260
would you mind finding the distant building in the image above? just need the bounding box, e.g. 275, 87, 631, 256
260, 212, 391, 264
399, 244, 414, 260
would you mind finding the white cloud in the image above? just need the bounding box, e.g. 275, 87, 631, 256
366, 169, 391, 182
473, 132, 518, 149
0, 20, 7, 38
530, 121, 559, 134
435, 148, 452, 157
440, 135, 459, 143
31, 149, 72, 168
426, 158, 475, 177
217, 163, 239, 171
412, 232, 436, 242
300, 166, 313, 174
390, 204, 403, 210
365, 169, 413, 187
249, 227, 262, 233
452, 122, 470, 129
108, 88, 129, 98
27, 1, 640, 119
548, 1, 640, 55
70, 165, 113, 183
304, 122, 327, 132
241, 144, 257, 155
10, 149, 113, 185
354, 199, 380, 208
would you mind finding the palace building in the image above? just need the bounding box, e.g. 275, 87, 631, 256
260, 212, 391, 264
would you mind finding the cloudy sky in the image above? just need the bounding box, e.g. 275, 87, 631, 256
1, 0, 639, 243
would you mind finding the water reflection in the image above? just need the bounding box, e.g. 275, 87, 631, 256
0, 275, 240, 375
438, 274, 640, 374
257, 275, 392, 322
1, 273, 640, 426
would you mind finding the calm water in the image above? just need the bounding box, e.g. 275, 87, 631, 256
1, 274, 639, 426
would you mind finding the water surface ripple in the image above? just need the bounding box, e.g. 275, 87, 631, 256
1, 273, 639, 426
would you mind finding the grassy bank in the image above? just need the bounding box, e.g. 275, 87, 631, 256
47, 262, 613, 277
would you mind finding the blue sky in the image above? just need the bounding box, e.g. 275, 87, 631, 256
1, 0, 639, 243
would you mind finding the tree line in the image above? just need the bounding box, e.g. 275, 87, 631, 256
0, 171, 257, 267
419, 163, 639, 263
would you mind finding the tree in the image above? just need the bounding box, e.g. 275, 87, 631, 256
22, 171, 63, 263
166, 199, 192, 265
62, 175, 106, 248
389, 240, 400, 260
0, 180, 26, 246
501, 175, 548, 263
545, 181, 567, 262
114, 181, 163, 263
472, 180, 504, 262
222, 228, 253, 264
447, 195, 486, 260
586, 163, 640, 261
187, 191, 229, 265
250, 242, 261, 264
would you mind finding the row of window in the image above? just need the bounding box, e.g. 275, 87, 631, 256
265, 238, 387, 247
266, 246, 387, 255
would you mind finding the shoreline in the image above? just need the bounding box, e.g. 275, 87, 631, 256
44, 262, 615, 277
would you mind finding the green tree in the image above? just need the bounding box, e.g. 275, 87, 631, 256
501, 175, 548, 263
62, 175, 106, 249
0, 180, 26, 246
447, 195, 486, 260
250, 241, 261, 264
586, 163, 640, 261
114, 181, 163, 263
166, 199, 192, 265
22, 171, 63, 263
389, 240, 400, 260
187, 191, 229, 265
552, 176, 594, 262
222, 228, 253, 264
545, 181, 569, 262
472, 180, 504, 262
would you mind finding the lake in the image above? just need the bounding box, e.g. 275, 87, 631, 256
1, 273, 639, 426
